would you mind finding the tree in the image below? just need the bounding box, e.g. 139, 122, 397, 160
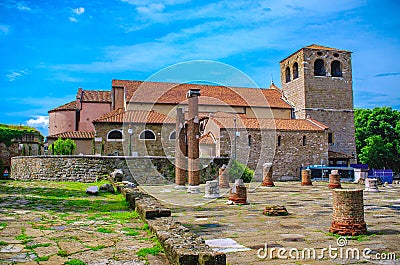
355, 107, 400, 173
228, 159, 254, 183
49, 138, 76, 155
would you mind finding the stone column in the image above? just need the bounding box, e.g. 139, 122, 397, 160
204, 180, 220, 198
328, 170, 341, 189
175, 107, 186, 189
228, 179, 248, 204
187, 89, 201, 193
330, 189, 367, 236
261, 163, 274, 187
301, 169, 312, 186
365, 178, 379, 192
218, 164, 230, 188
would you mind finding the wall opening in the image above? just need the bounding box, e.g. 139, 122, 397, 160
331, 60, 342, 77
314, 59, 326, 76
285, 66, 291, 83
302, 135, 307, 146
293, 62, 299, 79
107, 129, 123, 141
139, 130, 156, 140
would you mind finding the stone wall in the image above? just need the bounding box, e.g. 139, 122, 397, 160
11, 156, 228, 184
94, 123, 175, 156
218, 128, 328, 181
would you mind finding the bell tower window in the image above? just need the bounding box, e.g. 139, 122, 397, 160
285, 66, 291, 83
293, 62, 299, 79
314, 59, 326, 76
331, 60, 342, 77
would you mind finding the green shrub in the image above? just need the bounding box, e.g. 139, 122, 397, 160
228, 159, 253, 183
49, 138, 76, 155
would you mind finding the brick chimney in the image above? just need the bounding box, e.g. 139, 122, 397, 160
112, 86, 125, 110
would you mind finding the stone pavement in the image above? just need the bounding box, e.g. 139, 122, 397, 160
143, 181, 400, 265
0, 180, 167, 265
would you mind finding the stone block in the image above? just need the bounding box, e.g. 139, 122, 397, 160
86, 186, 99, 195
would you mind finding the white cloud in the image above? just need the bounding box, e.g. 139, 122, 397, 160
26, 116, 49, 130
6, 69, 31, 82
69, 17, 78, 22
16, 2, 31, 11
0, 24, 10, 35
72, 7, 85, 15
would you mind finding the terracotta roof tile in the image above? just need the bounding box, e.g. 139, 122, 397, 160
77, 89, 112, 103
200, 132, 215, 145
47, 131, 95, 139
48, 101, 78, 113
93, 109, 175, 124
210, 114, 328, 131
112, 80, 292, 109
305, 44, 348, 52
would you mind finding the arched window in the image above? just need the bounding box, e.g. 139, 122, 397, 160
314, 59, 325, 76
107, 129, 123, 141
302, 135, 307, 146
139, 130, 156, 140
285, 66, 291, 83
293, 62, 299, 79
169, 130, 176, 140
331, 60, 342, 77
248, 135, 252, 147
277, 136, 281, 146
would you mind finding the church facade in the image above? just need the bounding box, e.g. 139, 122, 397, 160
48, 44, 356, 180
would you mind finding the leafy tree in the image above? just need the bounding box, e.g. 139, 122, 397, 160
49, 138, 76, 155
354, 107, 400, 172
0, 124, 43, 146
228, 159, 254, 183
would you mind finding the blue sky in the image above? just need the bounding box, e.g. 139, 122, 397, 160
1, 0, 399, 136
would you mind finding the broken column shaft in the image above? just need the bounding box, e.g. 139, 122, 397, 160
330, 189, 367, 236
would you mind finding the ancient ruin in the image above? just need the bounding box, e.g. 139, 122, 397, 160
228, 179, 248, 205
330, 189, 367, 236
301, 169, 313, 186
328, 169, 341, 189
261, 163, 274, 187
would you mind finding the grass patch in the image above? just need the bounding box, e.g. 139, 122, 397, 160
0, 241, 7, 246
96, 228, 113, 234
326, 232, 376, 241
88, 245, 106, 251
122, 227, 140, 236
34, 256, 49, 262
26, 243, 51, 249
57, 249, 68, 257
136, 242, 163, 257
15, 228, 34, 243
65, 259, 87, 265
0, 222, 7, 229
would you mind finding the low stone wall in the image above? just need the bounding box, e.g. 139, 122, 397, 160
11, 155, 229, 184
117, 184, 226, 265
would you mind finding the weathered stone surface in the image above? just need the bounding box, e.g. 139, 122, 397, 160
110, 169, 124, 182
204, 180, 220, 199
99, 183, 115, 193
218, 164, 229, 188
262, 205, 288, 216
365, 178, 379, 192
86, 186, 99, 195
330, 189, 367, 236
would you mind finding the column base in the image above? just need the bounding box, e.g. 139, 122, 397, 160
329, 221, 367, 236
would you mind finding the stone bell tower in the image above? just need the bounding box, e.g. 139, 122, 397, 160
280, 44, 356, 159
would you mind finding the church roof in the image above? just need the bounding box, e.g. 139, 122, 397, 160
48, 101, 78, 113
47, 131, 95, 139
76, 88, 112, 103
112, 80, 292, 109
209, 114, 328, 132
93, 109, 175, 124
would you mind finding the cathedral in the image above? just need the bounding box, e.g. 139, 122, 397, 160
48, 44, 356, 180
